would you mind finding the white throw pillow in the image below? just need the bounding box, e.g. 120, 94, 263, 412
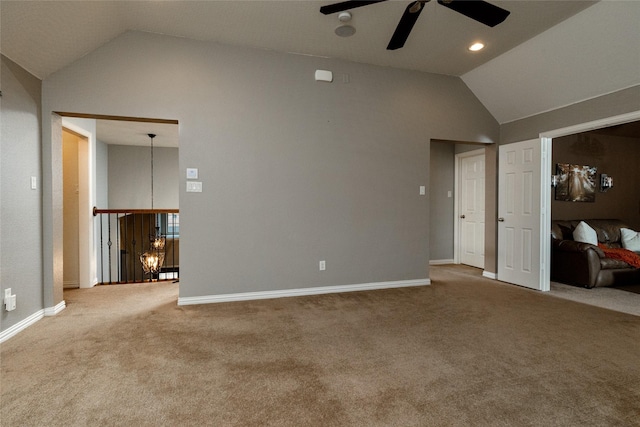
573, 221, 598, 245
620, 228, 640, 252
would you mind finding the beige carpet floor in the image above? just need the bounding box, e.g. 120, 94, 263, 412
2, 265, 639, 426
549, 280, 640, 317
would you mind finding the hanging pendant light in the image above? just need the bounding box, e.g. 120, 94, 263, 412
140, 133, 166, 279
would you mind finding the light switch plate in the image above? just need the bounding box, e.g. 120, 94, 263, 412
419, 186, 426, 195
186, 182, 203, 192
186, 168, 198, 179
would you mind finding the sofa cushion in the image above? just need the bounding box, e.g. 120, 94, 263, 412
600, 257, 634, 270
584, 219, 629, 246
573, 221, 598, 245
620, 228, 640, 252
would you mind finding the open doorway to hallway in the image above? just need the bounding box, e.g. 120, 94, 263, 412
59, 114, 179, 288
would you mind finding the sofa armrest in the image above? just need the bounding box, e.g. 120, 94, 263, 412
552, 239, 605, 258
551, 239, 603, 288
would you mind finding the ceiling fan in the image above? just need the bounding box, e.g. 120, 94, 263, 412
320, 0, 510, 50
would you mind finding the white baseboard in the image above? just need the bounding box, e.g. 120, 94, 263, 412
483, 271, 496, 280
178, 278, 431, 306
44, 300, 66, 316
429, 259, 455, 265
0, 310, 44, 343
0, 301, 66, 343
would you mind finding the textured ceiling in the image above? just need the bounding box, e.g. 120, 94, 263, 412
95, 120, 179, 148
2, 1, 637, 128
1, 0, 596, 80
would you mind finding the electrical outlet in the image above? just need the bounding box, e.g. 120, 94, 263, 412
5, 295, 16, 311
4, 288, 16, 311
319, 260, 326, 271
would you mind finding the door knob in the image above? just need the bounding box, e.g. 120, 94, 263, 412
498, 217, 505, 222
460, 215, 466, 219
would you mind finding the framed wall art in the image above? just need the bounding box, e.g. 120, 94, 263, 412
555, 163, 597, 202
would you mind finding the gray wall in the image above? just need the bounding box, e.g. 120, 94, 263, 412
96, 139, 109, 211
41, 31, 499, 299
1, 55, 44, 331
108, 145, 179, 209
552, 132, 640, 230
429, 141, 455, 261
96, 138, 109, 282
455, 143, 486, 154
501, 86, 640, 144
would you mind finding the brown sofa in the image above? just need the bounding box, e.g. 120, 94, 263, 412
551, 219, 640, 288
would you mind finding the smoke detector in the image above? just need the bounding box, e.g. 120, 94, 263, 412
338, 11, 352, 22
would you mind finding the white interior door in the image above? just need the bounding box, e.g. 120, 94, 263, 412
498, 139, 549, 291
458, 150, 485, 269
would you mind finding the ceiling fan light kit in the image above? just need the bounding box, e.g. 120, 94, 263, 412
320, 0, 510, 50
335, 10, 355, 37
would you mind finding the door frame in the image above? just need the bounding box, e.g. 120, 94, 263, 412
536, 111, 640, 289
454, 148, 486, 266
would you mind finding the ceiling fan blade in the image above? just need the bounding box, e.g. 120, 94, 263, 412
387, 1, 427, 50
320, 0, 388, 15
437, 0, 509, 27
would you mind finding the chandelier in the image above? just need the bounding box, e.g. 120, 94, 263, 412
140, 133, 166, 279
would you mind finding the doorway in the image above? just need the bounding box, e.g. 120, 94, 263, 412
57, 113, 180, 291
429, 140, 488, 267
493, 111, 640, 292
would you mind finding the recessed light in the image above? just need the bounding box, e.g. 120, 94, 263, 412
335, 25, 356, 37
468, 42, 485, 52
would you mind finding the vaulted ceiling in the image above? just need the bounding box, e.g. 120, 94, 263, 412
1, 1, 638, 125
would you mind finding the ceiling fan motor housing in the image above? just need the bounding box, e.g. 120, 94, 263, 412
320, 0, 510, 50
338, 11, 352, 22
